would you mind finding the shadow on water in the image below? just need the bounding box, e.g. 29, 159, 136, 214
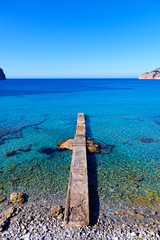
85, 115, 99, 225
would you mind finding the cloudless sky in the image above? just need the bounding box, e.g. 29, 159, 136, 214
0, 0, 160, 78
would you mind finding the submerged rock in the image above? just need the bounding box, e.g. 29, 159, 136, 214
133, 196, 153, 207
10, 192, 25, 204
87, 138, 99, 153
17, 147, 30, 152
5, 150, 16, 157
139, 68, 160, 79
5, 147, 30, 156
0, 195, 6, 203
0, 68, 6, 80
133, 176, 143, 182
10, 177, 20, 183
139, 137, 154, 143
99, 142, 114, 154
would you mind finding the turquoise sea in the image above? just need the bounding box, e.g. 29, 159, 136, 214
0, 78, 160, 212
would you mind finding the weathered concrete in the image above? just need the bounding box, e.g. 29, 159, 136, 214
64, 113, 89, 227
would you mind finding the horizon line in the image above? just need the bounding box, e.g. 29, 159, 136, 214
5, 77, 139, 79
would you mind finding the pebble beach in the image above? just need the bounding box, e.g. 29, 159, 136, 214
1, 197, 160, 240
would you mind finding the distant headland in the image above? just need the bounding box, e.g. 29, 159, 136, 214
139, 67, 160, 79
0, 68, 6, 80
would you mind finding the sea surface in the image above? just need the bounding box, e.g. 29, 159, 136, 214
0, 78, 160, 212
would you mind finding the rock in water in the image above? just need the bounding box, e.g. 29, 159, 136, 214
0, 195, 6, 203
57, 137, 100, 153
0, 68, 6, 80
5, 150, 16, 157
139, 68, 160, 79
87, 138, 99, 153
10, 192, 25, 204
139, 137, 154, 143
57, 138, 74, 151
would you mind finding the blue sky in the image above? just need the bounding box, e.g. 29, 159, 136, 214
0, 0, 160, 78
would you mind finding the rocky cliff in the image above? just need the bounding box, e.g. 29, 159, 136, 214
139, 68, 160, 79
0, 68, 6, 80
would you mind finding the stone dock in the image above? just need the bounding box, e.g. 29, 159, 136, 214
64, 113, 89, 227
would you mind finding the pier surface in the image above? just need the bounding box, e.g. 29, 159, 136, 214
64, 113, 89, 227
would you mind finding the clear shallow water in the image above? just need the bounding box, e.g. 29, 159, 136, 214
0, 78, 160, 211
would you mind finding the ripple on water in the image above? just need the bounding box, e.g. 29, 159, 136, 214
1, 79, 160, 215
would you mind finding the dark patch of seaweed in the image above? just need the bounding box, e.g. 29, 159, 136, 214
0, 118, 49, 142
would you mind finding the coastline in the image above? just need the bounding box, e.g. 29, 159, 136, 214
1, 196, 160, 239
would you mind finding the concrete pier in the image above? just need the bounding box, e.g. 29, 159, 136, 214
64, 113, 89, 227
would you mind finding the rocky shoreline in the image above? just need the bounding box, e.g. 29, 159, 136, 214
1, 197, 160, 240
0, 68, 6, 80
139, 68, 160, 79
